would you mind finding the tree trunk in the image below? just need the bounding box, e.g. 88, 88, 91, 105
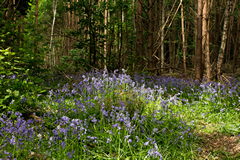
181, 1, 187, 78
148, 0, 154, 72
226, 0, 235, 64
119, 2, 123, 69
124, 0, 129, 69
137, 0, 144, 71
232, 12, 240, 73
67, 2, 71, 56
157, 0, 162, 75
217, 0, 234, 77
104, 0, 108, 69
49, 0, 58, 71
161, 0, 165, 73
35, 0, 38, 52
195, 0, 203, 82
212, 0, 220, 64
202, 0, 211, 82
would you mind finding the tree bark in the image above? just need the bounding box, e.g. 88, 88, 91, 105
157, 0, 162, 75
124, 0, 129, 69
226, 0, 235, 64
35, 0, 38, 52
212, 0, 220, 64
195, 0, 203, 82
161, 0, 165, 73
232, 12, 240, 73
202, 0, 210, 82
49, 0, 58, 71
217, 0, 234, 77
104, 0, 108, 69
148, 0, 154, 72
181, 1, 187, 78
118, 2, 123, 69
137, 0, 144, 71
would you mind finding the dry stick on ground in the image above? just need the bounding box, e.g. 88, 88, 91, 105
221, 74, 231, 84
58, 71, 71, 80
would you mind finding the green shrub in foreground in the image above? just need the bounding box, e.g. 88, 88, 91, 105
0, 48, 47, 114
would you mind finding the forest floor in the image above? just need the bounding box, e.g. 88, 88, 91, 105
165, 66, 240, 159
1, 69, 240, 159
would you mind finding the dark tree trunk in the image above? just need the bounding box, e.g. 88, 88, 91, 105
148, 0, 154, 72
232, 12, 240, 73
195, 0, 203, 82
137, 0, 144, 71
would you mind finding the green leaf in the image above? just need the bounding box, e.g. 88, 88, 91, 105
6, 89, 12, 93
0, 55, 4, 60
40, 90, 47, 93
0, 99, 3, 104
4, 62, 11, 65
3, 51, 9, 56
14, 90, 19, 97
0, 48, 9, 52
2, 105, 7, 109
4, 95, 11, 99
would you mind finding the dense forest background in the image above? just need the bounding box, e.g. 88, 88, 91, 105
1, 0, 240, 80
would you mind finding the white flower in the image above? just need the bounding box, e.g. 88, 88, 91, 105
37, 134, 42, 138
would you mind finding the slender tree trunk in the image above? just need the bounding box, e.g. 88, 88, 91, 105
137, 0, 144, 70
203, 0, 211, 82
232, 12, 240, 73
226, 0, 235, 64
119, 2, 123, 69
211, 0, 221, 80
157, 0, 162, 75
20, 15, 24, 48
104, 0, 108, 69
124, 0, 129, 69
212, 0, 220, 64
67, 2, 71, 56
148, 0, 154, 72
168, 33, 173, 73
195, 0, 203, 82
171, 21, 176, 68
161, 0, 165, 73
181, 1, 187, 78
89, 0, 92, 65
49, 0, 58, 71
71, 0, 75, 58
108, 6, 114, 69
217, 0, 234, 77
35, 0, 38, 52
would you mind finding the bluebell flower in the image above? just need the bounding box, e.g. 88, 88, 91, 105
124, 135, 130, 140
61, 141, 66, 148
146, 148, 163, 160
106, 138, 111, 143
144, 141, 149, 146
10, 135, 16, 145
20, 97, 27, 103
128, 139, 132, 143
197, 147, 201, 152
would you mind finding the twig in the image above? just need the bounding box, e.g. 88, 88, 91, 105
222, 74, 231, 84
0, 0, 6, 8
58, 71, 72, 81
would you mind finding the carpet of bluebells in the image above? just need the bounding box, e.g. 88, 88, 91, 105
1, 69, 240, 159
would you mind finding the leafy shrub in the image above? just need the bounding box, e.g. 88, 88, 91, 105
54, 49, 87, 73
0, 48, 47, 114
